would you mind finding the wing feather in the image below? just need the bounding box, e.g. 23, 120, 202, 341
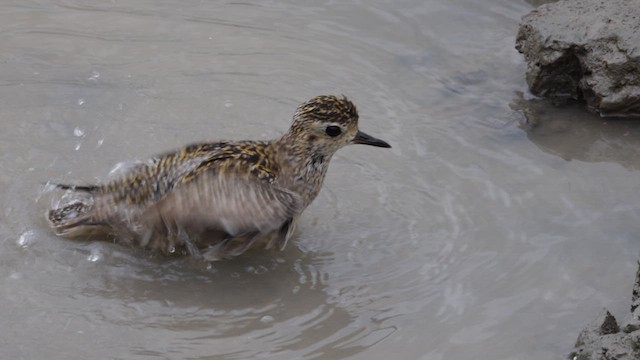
140, 169, 302, 236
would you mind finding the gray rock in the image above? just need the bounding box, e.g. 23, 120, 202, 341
524, 0, 558, 7
515, 0, 640, 117
632, 261, 640, 316
569, 263, 640, 360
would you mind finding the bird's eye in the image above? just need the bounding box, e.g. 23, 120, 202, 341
325, 125, 342, 137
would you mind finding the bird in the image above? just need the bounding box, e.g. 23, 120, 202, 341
47, 95, 391, 260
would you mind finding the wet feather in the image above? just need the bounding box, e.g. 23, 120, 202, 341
47, 95, 390, 259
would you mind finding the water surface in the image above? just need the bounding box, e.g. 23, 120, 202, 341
1, 1, 639, 359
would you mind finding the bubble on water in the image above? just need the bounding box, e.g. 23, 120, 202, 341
86, 244, 105, 262
88, 71, 100, 81
87, 251, 102, 262
224, 100, 232, 108
260, 315, 274, 323
73, 127, 84, 137
74, 143, 81, 151
168, 245, 176, 254
245, 265, 268, 274
9, 272, 22, 280
77, 98, 85, 106
17, 230, 36, 248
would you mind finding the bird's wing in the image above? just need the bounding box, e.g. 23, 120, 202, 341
101, 142, 238, 206
141, 169, 303, 236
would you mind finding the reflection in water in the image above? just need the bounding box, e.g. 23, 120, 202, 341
513, 94, 640, 169
92, 250, 353, 359
10, 236, 390, 359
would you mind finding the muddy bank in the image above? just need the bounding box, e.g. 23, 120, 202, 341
569, 263, 640, 360
516, 0, 640, 117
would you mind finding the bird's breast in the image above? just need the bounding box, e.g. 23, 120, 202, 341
280, 154, 330, 208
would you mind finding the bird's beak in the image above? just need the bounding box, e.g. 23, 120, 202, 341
352, 131, 391, 148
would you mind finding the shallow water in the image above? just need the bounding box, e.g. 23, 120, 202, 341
2, 0, 639, 359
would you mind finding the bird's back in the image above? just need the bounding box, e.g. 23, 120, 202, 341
100, 140, 276, 207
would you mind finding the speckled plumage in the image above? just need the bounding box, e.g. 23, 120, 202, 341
47, 95, 391, 260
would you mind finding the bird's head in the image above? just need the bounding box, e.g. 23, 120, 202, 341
288, 95, 391, 156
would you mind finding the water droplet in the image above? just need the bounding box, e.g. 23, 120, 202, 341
17, 230, 36, 248
292, 285, 300, 294
73, 127, 84, 137
74, 143, 81, 151
260, 315, 274, 323
77, 98, 85, 106
88, 71, 100, 81
86, 244, 104, 262
42, 182, 57, 193
109, 160, 147, 178
168, 245, 176, 254
87, 252, 101, 262
96, 139, 104, 147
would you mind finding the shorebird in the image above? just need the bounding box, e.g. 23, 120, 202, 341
47, 95, 391, 260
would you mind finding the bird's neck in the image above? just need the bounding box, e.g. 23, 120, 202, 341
271, 135, 333, 207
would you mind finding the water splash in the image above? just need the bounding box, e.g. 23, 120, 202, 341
260, 315, 275, 323
88, 71, 100, 81
17, 230, 36, 248
88, 249, 103, 262
108, 160, 143, 177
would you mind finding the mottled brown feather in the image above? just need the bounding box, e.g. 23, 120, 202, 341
47, 95, 390, 259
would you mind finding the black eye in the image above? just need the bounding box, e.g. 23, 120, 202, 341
325, 125, 342, 137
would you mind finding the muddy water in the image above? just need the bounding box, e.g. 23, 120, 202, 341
2, 1, 639, 359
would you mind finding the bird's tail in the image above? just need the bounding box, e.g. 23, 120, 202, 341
47, 184, 107, 237
51, 183, 99, 192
